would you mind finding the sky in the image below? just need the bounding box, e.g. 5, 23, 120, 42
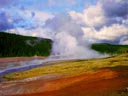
0, 0, 128, 58
0, 0, 97, 12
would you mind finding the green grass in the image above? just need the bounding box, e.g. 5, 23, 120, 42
91, 43, 128, 54
0, 32, 52, 57
3, 53, 128, 80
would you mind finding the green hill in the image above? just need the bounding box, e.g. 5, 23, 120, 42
0, 32, 52, 57
91, 43, 128, 54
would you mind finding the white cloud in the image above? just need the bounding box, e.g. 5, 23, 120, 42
96, 24, 128, 40
120, 40, 128, 45
19, 10, 54, 22
119, 36, 128, 45
82, 24, 128, 42
9, 27, 53, 39
33, 11, 54, 21
69, 1, 128, 44
70, 2, 106, 27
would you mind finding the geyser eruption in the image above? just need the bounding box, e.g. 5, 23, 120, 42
52, 32, 84, 57
44, 14, 107, 59
51, 31, 103, 59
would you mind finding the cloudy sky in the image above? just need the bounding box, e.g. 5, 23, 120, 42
0, 0, 128, 57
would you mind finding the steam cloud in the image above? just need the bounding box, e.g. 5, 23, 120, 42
43, 13, 105, 59
0, 0, 128, 59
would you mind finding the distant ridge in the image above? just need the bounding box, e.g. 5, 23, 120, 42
91, 43, 128, 54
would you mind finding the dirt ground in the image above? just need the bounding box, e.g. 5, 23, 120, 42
0, 66, 128, 96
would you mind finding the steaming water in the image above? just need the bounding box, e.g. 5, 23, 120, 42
0, 58, 51, 77
0, 56, 80, 76
0, 54, 109, 79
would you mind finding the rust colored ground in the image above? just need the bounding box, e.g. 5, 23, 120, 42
7, 67, 128, 96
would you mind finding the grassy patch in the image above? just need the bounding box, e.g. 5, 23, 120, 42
3, 53, 128, 80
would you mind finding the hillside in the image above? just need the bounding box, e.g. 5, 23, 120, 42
91, 43, 128, 54
0, 32, 52, 57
